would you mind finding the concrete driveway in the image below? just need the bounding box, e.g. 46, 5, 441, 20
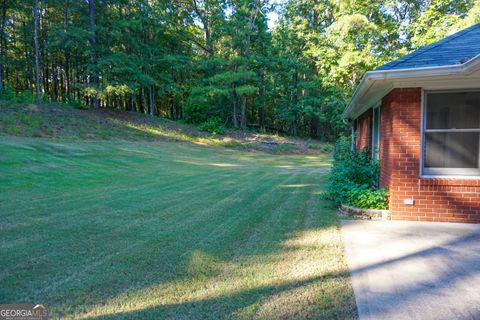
341, 220, 480, 320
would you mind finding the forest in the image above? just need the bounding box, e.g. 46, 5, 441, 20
2, 0, 479, 139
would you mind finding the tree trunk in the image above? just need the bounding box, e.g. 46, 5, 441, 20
0, 0, 6, 96
240, 95, 247, 130
89, 0, 99, 108
53, 64, 58, 101
22, 20, 32, 90
291, 69, 298, 136
64, 0, 70, 99
310, 115, 319, 139
259, 106, 265, 131
292, 111, 297, 137
239, 2, 258, 131
259, 84, 265, 131
232, 86, 238, 128
142, 88, 147, 113
170, 96, 174, 119
192, 0, 214, 57
149, 85, 154, 115
41, 0, 48, 98
34, 0, 41, 104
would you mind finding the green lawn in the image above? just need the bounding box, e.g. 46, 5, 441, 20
0, 137, 357, 319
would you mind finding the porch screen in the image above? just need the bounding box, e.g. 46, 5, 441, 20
423, 91, 480, 176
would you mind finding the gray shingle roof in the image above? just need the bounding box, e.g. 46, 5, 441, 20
376, 23, 480, 71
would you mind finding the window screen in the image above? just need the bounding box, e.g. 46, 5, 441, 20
423, 91, 480, 176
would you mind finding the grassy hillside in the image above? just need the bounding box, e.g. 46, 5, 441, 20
0, 101, 330, 154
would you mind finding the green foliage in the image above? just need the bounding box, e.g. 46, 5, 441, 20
184, 88, 216, 124
17, 91, 35, 104
308, 142, 334, 153
320, 143, 334, 153
0, 85, 16, 101
66, 99, 88, 110
408, 0, 476, 47
324, 136, 387, 209
0, 0, 478, 139
0, 109, 42, 137
199, 117, 225, 135
0, 87, 36, 104
347, 186, 389, 210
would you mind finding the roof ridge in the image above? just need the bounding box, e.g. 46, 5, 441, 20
379, 22, 480, 70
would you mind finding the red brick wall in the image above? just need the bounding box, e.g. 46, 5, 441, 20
355, 109, 372, 151
378, 88, 480, 223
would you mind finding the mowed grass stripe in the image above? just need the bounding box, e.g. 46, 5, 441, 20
0, 168, 271, 295
80, 171, 332, 319
40, 170, 280, 302
74, 170, 310, 318
1, 140, 276, 300
32, 162, 292, 310
0, 137, 357, 319
0, 140, 245, 214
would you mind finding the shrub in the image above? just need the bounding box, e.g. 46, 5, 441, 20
0, 87, 35, 103
0, 85, 16, 100
16, 90, 35, 104
320, 143, 333, 153
64, 98, 87, 109
324, 136, 388, 209
199, 117, 225, 135
184, 87, 217, 124
347, 185, 389, 210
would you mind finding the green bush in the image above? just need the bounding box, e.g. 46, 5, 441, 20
199, 117, 225, 135
0, 87, 35, 103
324, 136, 388, 209
16, 90, 35, 104
320, 143, 333, 153
184, 87, 216, 123
66, 98, 87, 109
347, 186, 389, 210
0, 85, 16, 100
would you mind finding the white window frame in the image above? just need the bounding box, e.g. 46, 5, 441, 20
421, 89, 480, 178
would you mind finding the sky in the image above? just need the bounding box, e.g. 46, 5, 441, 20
267, 0, 285, 30
267, 11, 279, 30
223, 0, 283, 30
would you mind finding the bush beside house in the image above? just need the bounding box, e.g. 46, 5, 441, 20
324, 136, 388, 210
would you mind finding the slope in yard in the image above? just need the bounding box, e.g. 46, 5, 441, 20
0, 102, 328, 154
0, 136, 356, 319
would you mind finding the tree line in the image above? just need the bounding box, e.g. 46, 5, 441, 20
2, 0, 479, 139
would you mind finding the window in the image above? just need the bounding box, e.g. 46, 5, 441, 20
423, 91, 480, 176
372, 106, 380, 160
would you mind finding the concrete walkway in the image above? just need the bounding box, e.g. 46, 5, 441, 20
341, 220, 480, 320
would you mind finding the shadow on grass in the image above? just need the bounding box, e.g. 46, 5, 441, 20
89, 272, 353, 319
0, 134, 343, 319
90, 229, 480, 319
62, 210, 348, 319
46, 203, 347, 318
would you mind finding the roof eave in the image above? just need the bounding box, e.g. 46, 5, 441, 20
343, 54, 480, 120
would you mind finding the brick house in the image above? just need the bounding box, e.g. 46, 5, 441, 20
343, 23, 480, 223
